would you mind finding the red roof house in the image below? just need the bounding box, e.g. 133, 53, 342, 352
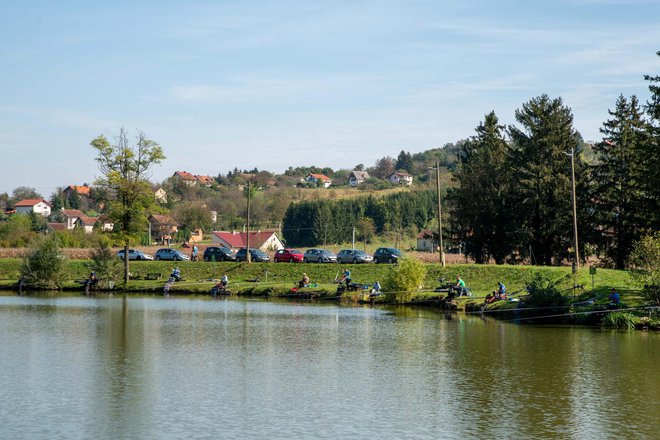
211, 230, 284, 252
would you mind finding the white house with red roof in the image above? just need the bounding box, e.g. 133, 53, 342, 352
304, 173, 332, 188
211, 230, 284, 252
173, 171, 198, 186
15, 199, 52, 216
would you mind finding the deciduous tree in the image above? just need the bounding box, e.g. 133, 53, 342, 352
91, 128, 165, 283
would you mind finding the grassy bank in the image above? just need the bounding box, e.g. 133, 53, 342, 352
0, 258, 639, 300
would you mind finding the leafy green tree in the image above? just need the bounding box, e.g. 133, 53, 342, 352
20, 235, 66, 289
0, 213, 35, 247
592, 95, 651, 268
11, 187, 41, 204
173, 202, 212, 233
91, 128, 165, 283
370, 156, 395, 178
508, 95, 586, 265
628, 232, 660, 305
449, 111, 513, 263
383, 258, 427, 303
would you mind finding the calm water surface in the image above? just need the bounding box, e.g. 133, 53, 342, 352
0, 295, 658, 439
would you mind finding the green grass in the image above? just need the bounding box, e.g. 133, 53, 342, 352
0, 258, 639, 304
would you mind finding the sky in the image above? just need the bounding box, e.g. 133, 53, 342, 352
1, 0, 659, 196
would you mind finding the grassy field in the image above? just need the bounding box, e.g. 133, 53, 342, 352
0, 257, 640, 303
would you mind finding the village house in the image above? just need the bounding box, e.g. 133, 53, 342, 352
196, 175, 216, 187
172, 171, 216, 187
15, 199, 52, 217
304, 173, 332, 188
416, 229, 436, 252
386, 171, 414, 186
154, 187, 167, 203
348, 170, 370, 187
211, 230, 284, 252
173, 171, 198, 186
60, 209, 96, 233
148, 214, 178, 244
62, 185, 91, 199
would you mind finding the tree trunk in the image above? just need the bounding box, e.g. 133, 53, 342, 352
124, 241, 130, 284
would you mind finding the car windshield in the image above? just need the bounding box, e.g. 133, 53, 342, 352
290, 250, 302, 254
320, 250, 332, 255
391, 249, 401, 255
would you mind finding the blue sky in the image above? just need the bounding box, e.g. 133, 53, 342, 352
1, 0, 659, 196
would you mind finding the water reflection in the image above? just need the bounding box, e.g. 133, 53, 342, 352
0, 295, 658, 439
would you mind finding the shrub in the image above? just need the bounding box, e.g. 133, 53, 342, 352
88, 238, 121, 288
628, 233, 660, 305
383, 258, 427, 303
601, 312, 637, 330
20, 235, 66, 289
524, 272, 568, 308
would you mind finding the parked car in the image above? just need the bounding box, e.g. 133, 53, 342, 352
273, 248, 304, 263
337, 249, 373, 264
154, 248, 190, 261
203, 246, 237, 262
303, 248, 337, 263
235, 248, 270, 262
373, 247, 402, 264
116, 249, 154, 261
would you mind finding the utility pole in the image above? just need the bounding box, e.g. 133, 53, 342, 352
352, 226, 355, 250
430, 160, 445, 267
246, 181, 251, 263
567, 147, 579, 273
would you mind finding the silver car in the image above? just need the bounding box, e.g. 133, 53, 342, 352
117, 249, 154, 261
337, 249, 373, 264
303, 248, 337, 263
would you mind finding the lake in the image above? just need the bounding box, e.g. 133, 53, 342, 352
0, 295, 658, 439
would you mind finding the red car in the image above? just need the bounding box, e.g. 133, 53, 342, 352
273, 248, 304, 263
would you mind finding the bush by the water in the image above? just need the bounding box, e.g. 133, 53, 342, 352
20, 236, 66, 289
628, 233, 660, 306
601, 312, 637, 330
524, 273, 568, 308
383, 258, 427, 303
88, 239, 122, 288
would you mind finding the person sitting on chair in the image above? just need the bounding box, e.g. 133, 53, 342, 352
497, 281, 506, 299
170, 267, 182, 282
608, 288, 620, 308
370, 281, 382, 297
299, 273, 310, 288
455, 276, 467, 296
342, 269, 352, 288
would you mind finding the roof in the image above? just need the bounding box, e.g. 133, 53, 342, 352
196, 175, 216, 185
149, 214, 176, 225
307, 173, 332, 181
417, 229, 434, 239
350, 170, 370, 179
387, 172, 413, 178
47, 223, 67, 231
77, 216, 97, 226
15, 199, 51, 207
64, 185, 91, 196
174, 171, 197, 181
61, 209, 86, 218
212, 230, 279, 248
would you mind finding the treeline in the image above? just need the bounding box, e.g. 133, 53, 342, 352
282, 190, 436, 247
449, 84, 659, 268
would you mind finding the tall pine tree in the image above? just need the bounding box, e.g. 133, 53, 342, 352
508, 95, 585, 266
643, 51, 660, 231
449, 111, 513, 263
592, 95, 650, 268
